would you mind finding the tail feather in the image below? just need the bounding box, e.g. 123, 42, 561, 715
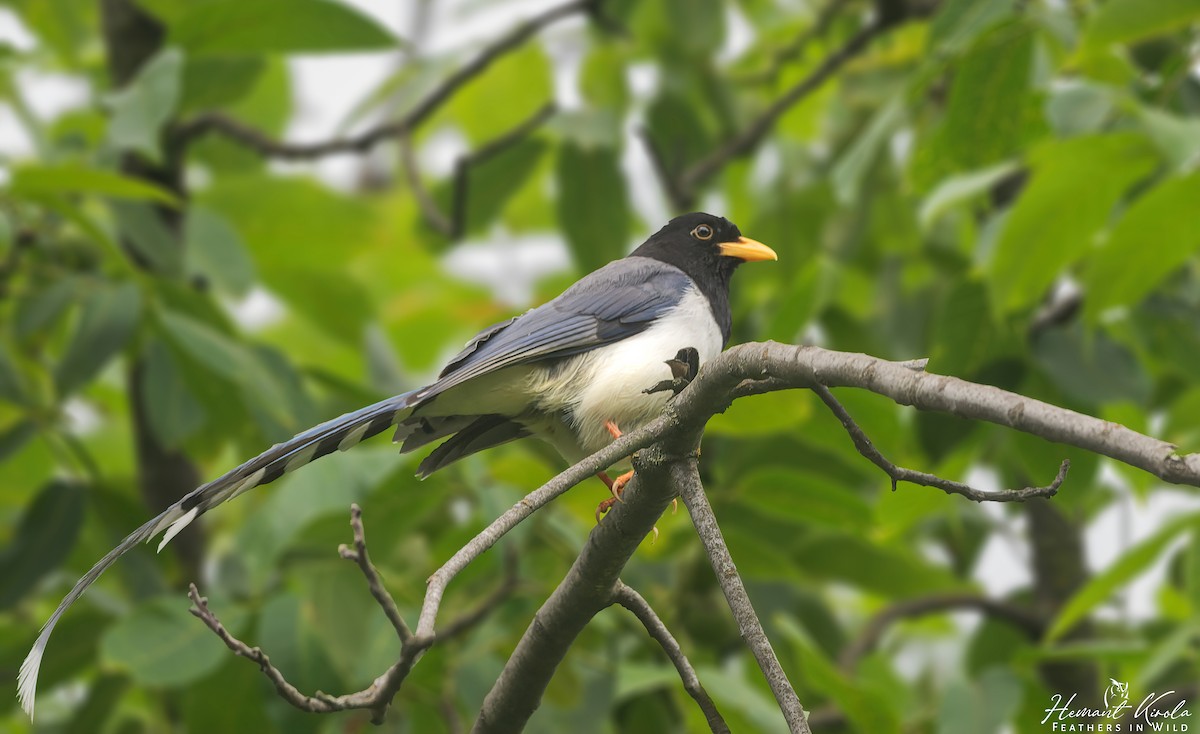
416, 415, 529, 478
17, 391, 417, 719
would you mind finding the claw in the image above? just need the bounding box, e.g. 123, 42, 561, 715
595, 470, 634, 523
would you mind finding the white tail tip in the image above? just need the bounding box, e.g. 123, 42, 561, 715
17, 634, 46, 719
157, 506, 199, 553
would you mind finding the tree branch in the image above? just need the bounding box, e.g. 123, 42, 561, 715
670, 13, 901, 207
708, 343, 1200, 487
837, 592, 1045, 674
812, 383, 1071, 502
172, 0, 589, 159
188, 504, 518, 723
187, 341, 1199, 728
612, 581, 730, 734
408, 101, 557, 238
732, 0, 847, 85
674, 461, 811, 734
473, 453, 679, 732
338, 503, 412, 642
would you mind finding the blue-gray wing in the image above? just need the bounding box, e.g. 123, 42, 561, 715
430, 257, 689, 395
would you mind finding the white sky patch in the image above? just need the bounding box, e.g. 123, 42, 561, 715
442, 233, 571, 305
226, 287, 288, 332
1085, 467, 1200, 622
62, 398, 102, 435
0, 7, 34, 51
719, 2, 755, 64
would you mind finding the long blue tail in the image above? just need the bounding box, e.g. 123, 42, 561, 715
18, 391, 418, 718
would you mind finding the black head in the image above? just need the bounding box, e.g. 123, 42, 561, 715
630, 212, 776, 287
629, 212, 777, 343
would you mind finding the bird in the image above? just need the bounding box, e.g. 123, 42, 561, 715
17, 211, 776, 717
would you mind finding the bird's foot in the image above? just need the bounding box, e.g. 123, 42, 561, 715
643, 347, 700, 397
594, 470, 634, 523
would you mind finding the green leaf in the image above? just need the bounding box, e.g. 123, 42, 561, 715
268, 266, 374, 344
1044, 81, 1115, 136
142, 338, 206, 449
555, 143, 631, 273
100, 596, 247, 687
1045, 511, 1200, 642
14, 277, 78, 341
197, 175, 375, 272
776, 617, 902, 734
1136, 106, 1200, 172
1083, 169, 1200, 319
182, 658, 276, 734
832, 97, 904, 205
440, 44, 551, 144
931, 278, 993, 377
106, 47, 183, 163
707, 390, 813, 437
111, 201, 182, 275
987, 133, 1157, 312
11, 164, 180, 206
795, 533, 962, 597
0, 479, 85, 608
180, 55, 266, 114
1080, 0, 1200, 53
255, 592, 344, 693
581, 43, 630, 111
438, 138, 547, 238
918, 161, 1020, 229
919, 23, 1041, 184
55, 282, 142, 395
170, 0, 399, 56
155, 309, 299, 438
0, 420, 38, 463
739, 467, 872, 532
937, 667, 1023, 734
1032, 323, 1151, 405
928, 0, 1015, 53
0, 343, 28, 405
183, 206, 256, 297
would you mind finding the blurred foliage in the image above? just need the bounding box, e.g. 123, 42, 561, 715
1, 0, 1199, 732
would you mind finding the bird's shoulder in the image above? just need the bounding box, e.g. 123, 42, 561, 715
438, 258, 692, 379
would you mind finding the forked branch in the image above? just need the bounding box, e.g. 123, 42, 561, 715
189, 342, 1200, 730
188, 504, 519, 724
172, 0, 590, 160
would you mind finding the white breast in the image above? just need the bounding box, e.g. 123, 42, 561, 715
528, 286, 724, 459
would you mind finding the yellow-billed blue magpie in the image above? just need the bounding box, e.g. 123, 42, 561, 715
18, 212, 776, 716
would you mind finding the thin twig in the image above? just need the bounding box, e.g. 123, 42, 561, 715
190, 505, 431, 722
612, 581, 730, 734
172, 0, 589, 159
637, 126, 689, 215
417, 416, 667, 641
812, 383, 1070, 502
338, 503, 412, 642
733, 0, 847, 85
673, 16, 896, 205
838, 592, 1045, 674
674, 461, 811, 734
447, 101, 557, 238
400, 135, 454, 235
188, 583, 420, 720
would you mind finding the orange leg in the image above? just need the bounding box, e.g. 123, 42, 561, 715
596, 419, 660, 541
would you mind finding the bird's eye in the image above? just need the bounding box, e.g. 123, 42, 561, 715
692, 224, 714, 240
